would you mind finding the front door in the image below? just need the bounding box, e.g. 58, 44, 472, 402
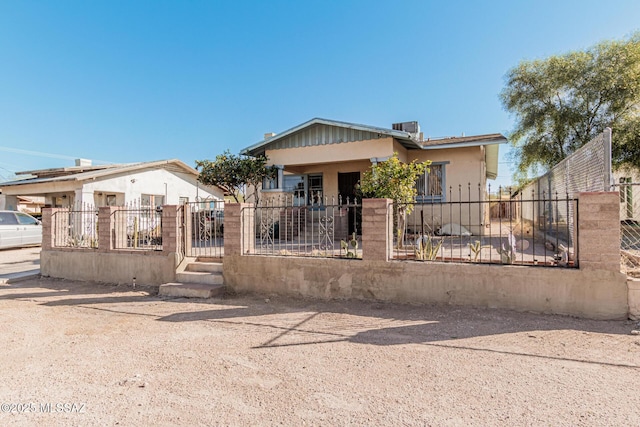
338, 172, 361, 235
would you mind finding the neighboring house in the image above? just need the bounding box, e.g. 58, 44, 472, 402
241, 118, 507, 235
615, 167, 640, 222
0, 159, 223, 210
16, 196, 46, 214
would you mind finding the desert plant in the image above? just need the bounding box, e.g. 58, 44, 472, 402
415, 234, 443, 261
468, 240, 491, 262
340, 232, 359, 258
497, 232, 517, 264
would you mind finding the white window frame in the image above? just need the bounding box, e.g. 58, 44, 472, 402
415, 162, 447, 203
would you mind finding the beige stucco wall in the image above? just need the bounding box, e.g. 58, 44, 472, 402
265, 137, 396, 167
40, 249, 178, 285
409, 146, 486, 199
408, 146, 488, 235
224, 255, 628, 320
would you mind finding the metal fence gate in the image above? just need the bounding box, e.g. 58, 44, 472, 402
184, 200, 225, 259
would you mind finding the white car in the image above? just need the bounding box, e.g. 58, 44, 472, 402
0, 210, 42, 249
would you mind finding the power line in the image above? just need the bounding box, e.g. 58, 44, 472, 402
0, 146, 112, 164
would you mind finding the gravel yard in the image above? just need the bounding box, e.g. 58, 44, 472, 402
0, 276, 639, 426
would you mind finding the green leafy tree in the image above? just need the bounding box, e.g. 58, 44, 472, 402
359, 153, 430, 248
196, 151, 277, 204
501, 33, 640, 178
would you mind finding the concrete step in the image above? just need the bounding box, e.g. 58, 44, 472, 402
186, 262, 223, 273
159, 282, 225, 298
176, 271, 223, 285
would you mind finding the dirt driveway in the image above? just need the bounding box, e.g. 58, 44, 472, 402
0, 277, 638, 426
0, 247, 41, 281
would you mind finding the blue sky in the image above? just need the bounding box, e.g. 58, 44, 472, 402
1, 1, 639, 189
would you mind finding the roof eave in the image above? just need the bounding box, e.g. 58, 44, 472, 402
420, 137, 507, 150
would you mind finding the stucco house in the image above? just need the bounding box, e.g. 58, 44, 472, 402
241, 118, 507, 235
0, 159, 223, 210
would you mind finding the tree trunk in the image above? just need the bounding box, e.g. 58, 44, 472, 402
396, 205, 406, 249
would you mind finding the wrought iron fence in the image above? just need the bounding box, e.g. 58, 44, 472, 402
246, 195, 361, 258
186, 200, 224, 258
113, 201, 163, 250
392, 184, 578, 268
52, 203, 99, 248
177, 204, 186, 262
615, 182, 640, 277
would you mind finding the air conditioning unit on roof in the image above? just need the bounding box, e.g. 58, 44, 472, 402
392, 121, 420, 134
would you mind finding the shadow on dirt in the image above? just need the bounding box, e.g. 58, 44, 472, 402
1, 276, 636, 364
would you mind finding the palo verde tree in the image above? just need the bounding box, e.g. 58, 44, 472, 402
195, 150, 277, 204
501, 33, 640, 180
359, 153, 430, 248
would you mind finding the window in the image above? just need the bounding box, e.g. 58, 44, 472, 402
308, 174, 323, 205
141, 194, 165, 208
262, 174, 279, 190
416, 163, 446, 202
16, 212, 38, 225
0, 212, 18, 225
283, 175, 306, 206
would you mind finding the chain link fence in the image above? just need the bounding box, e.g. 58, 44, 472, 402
519, 129, 612, 251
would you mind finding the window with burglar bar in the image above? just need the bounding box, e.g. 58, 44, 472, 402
415, 163, 446, 202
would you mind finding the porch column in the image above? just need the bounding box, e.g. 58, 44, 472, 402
76, 189, 95, 208
2, 195, 18, 211
362, 198, 393, 262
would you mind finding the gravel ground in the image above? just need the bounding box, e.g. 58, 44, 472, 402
0, 277, 639, 426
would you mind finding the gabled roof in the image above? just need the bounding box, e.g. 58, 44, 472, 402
240, 118, 508, 181
241, 117, 507, 157
0, 159, 199, 188
241, 117, 423, 156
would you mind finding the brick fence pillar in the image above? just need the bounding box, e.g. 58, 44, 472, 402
41, 208, 56, 250
162, 205, 179, 255
362, 198, 393, 262
577, 192, 620, 271
98, 206, 118, 252
224, 203, 255, 256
